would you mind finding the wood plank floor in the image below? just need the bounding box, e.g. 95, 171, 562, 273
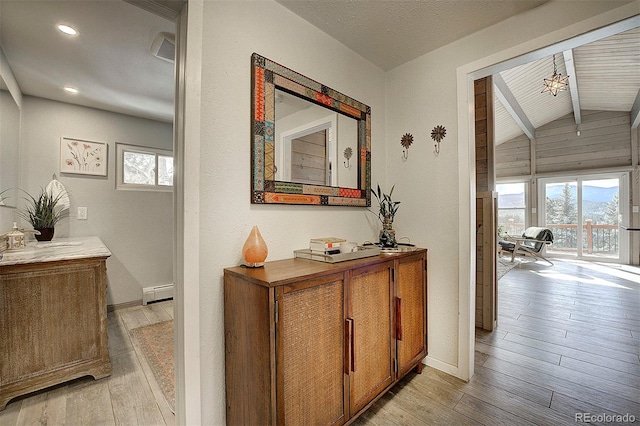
2, 259, 638, 425
356, 258, 640, 425
0, 300, 175, 426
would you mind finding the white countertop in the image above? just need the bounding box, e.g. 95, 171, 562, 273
0, 236, 111, 266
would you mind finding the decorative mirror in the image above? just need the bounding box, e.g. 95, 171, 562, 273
0, 79, 20, 208
251, 53, 371, 206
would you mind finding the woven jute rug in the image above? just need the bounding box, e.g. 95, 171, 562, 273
130, 320, 175, 413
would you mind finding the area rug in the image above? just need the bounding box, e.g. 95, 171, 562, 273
130, 320, 175, 413
497, 256, 518, 280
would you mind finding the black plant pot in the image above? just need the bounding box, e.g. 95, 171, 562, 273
35, 227, 54, 241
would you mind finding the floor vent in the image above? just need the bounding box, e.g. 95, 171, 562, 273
142, 284, 174, 305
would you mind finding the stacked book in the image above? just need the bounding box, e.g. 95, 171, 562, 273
309, 237, 346, 255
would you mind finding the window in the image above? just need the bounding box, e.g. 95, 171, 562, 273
116, 143, 173, 191
496, 182, 527, 237
539, 173, 627, 261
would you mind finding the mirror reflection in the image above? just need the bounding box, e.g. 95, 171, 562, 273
275, 89, 358, 189
0, 78, 20, 208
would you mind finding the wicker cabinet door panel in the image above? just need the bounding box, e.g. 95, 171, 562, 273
277, 276, 346, 426
396, 253, 427, 377
348, 263, 394, 414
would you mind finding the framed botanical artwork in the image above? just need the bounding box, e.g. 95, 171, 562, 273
60, 137, 108, 176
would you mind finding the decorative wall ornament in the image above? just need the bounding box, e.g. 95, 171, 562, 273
60, 137, 107, 176
343, 147, 353, 168
400, 133, 413, 161
431, 125, 446, 155
251, 53, 371, 207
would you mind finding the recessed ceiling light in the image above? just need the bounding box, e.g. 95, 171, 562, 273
57, 24, 78, 36
64, 86, 79, 94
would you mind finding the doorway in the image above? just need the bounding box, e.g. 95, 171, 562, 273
539, 174, 628, 261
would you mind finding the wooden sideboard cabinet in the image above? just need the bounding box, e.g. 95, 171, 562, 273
0, 238, 111, 410
224, 249, 427, 425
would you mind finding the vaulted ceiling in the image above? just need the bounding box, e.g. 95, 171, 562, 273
494, 25, 640, 145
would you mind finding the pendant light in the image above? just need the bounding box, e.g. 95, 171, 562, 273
542, 54, 569, 96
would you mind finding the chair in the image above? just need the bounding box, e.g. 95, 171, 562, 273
498, 226, 554, 265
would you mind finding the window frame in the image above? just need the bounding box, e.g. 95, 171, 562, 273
537, 172, 629, 261
116, 142, 174, 192
496, 180, 529, 237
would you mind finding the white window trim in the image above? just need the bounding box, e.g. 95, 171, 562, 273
116, 143, 174, 192
537, 172, 629, 262
496, 179, 530, 232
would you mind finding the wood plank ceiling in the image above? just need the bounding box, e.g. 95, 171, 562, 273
494, 27, 640, 145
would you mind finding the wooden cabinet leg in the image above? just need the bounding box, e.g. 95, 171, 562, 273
415, 363, 424, 374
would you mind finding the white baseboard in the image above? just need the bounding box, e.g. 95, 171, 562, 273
142, 283, 174, 305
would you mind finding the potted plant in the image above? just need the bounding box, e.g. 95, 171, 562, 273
370, 184, 400, 247
18, 188, 68, 241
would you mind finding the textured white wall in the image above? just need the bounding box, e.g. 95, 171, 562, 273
19, 96, 173, 305
186, 0, 639, 423
387, 0, 639, 377
190, 0, 386, 423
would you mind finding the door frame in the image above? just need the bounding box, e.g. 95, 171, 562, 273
457, 13, 638, 381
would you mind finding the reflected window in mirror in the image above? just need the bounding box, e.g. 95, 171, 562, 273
251, 53, 370, 206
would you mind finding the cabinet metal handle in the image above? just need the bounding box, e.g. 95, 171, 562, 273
350, 318, 356, 372
344, 318, 352, 374
396, 297, 403, 341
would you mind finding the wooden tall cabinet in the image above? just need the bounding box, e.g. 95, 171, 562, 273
224, 249, 427, 425
0, 237, 111, 410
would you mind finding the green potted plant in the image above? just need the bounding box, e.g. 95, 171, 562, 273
18, 188, 68, 241
370, 184, 400, 247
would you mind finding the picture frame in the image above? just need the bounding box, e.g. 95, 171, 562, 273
60, 137, 108, 176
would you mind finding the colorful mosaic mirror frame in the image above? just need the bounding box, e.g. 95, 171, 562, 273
251, 53, 371, 206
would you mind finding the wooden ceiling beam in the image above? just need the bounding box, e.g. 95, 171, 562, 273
631, 89, 640, 130
493, 73, 535, 140
562, 49, 581, 125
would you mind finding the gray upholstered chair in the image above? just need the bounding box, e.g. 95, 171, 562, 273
498, 227, 554, 265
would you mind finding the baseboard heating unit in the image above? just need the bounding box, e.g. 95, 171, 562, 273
142, 284, 174, 305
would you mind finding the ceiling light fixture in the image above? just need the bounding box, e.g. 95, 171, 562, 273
57, 24, 78, 35
541, 54, 569, 97
64, 86, 79, 94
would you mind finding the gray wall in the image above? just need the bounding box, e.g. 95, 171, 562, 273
18, 96, 173, 305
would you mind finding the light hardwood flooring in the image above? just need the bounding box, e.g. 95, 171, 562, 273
355, 258, 640, 425
0, 300, 175, 426
2, 259, 639, 425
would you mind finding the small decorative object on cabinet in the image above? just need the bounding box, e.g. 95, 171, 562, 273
224, 249, 427, 424
371, 184, 400, 248
242, 225, 268, 267
17, 187, 68, 241
6, 223, 25, 251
